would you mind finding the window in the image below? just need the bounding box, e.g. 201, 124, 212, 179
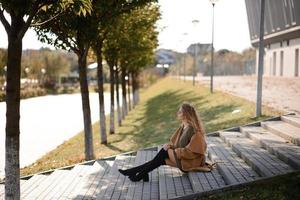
273, 52, 277, 76
280, 51, 284, 76
295, 49, 299, 77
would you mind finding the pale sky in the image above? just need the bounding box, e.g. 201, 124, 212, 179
0, 0, 252, 53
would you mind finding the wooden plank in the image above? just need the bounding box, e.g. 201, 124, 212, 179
125, 151, 143, 200
70, 160, 113, 200
20, 174, 48, 198
207, 137, 260, 185
188, 156, 226, 194
159, 164, 193, 199
44, 164, 93, 200
125, 150, 159, 200
281, 115, 300, 128
23, 170, 69, 200
95, 155, 135, 200
241, 126, 300, 170
149, 151, 159, 200
261, 121, 300, 146
66, 161, 109, 200
220, 131, 294, 177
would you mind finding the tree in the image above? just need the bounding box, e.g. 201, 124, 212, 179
0, 1, 91, 198
117, 5, 160, 107
34, 0, 95, 163
90, 0, 158, 143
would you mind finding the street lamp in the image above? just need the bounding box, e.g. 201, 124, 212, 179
192, 19, 199, 86
209, 0, 218, 93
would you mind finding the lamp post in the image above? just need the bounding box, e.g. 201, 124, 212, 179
256, 0, 265, 117
209, 0, 218, 93
192, 19, 199, 86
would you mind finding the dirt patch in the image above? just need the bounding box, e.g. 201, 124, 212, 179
198, 75, 300, 114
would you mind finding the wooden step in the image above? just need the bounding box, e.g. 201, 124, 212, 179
241, 126, 300, 170
67, 160, 113, 200
261, 121, 300, 146
187, 157, 226, 194
126, 150, 159, 200
207, 137, 260, 185
20, 174, 48, 199
23, 169, 70, 200
43, 164, 94, 200
281, 115, 300, 128
219, 131, 294, 177
94, 155, 135, 200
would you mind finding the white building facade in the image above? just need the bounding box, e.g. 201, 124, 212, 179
245, 0, 300, 77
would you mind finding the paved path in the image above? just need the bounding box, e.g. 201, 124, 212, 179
0, 92, 116, 180
181, 75, 300, 114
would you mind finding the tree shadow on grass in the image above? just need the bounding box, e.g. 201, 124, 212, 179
127, 89, 241, 150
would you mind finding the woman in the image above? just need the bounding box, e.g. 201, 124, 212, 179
119, 102, 209, 182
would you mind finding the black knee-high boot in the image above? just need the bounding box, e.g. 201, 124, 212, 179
119, 148, 169, 177
129, 148, 169, 182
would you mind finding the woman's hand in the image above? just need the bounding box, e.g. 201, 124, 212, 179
163, 143, 171, 151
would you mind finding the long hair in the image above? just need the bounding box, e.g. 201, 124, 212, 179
180, 102, 206, 136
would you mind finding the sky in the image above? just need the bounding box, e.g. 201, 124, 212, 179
0, 0, 252, 53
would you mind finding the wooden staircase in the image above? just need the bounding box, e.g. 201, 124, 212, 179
1, 114, 300, 200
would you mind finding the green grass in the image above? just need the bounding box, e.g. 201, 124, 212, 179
202, 171, 300, 200
20, 77, 281, 176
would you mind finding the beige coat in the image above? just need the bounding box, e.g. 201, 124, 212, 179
165, 125, 209, 172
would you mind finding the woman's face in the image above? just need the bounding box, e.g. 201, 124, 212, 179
177, 107, 184, 121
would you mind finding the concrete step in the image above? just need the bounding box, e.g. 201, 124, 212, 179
207, 137, 260, 185
68, 160, 113, 200
126, 150, 159, 200
94, 155, 136, 200
23, 169, 70, 200
219, 131, 294, 177
261, 121, 300, 146
240, 126, 300, 170
281, 115, 300, 128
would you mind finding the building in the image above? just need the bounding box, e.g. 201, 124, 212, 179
245, 0, 300, 77
187, 43, 212, 56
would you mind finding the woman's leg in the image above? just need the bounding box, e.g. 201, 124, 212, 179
119, 148, 169, 178
128, 148, 169, 182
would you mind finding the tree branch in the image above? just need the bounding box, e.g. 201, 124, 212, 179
0, 9, 11, 33
30, 11, 63, 26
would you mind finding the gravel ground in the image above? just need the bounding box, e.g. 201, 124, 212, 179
196, 75, 300, 114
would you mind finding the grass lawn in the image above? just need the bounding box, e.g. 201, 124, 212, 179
20, 76, 281, 177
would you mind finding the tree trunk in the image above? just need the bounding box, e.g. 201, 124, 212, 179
95, 43, 107, 144
5, 33, 22, 200
127, 72, 131, 111
136, 72, 140, 103
77, 48, 94, 160
132, 71, 139, 106
121, 67, 127, 119
115, 67, 122, 126
131, 71, 136, 107
109, 63, 115, 134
